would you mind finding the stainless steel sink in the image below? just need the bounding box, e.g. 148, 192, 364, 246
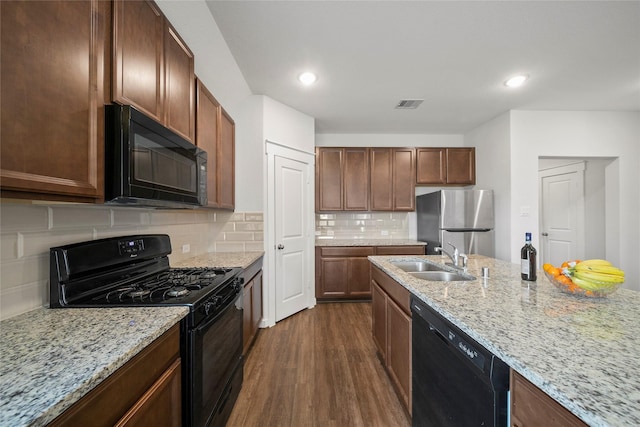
408, 271, 475, 282
391, 261, 445, 272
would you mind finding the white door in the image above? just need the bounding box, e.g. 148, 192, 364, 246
266, 141, 315, 325
539, 162, 585, 265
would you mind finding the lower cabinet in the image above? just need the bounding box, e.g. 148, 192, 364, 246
242, 257, 264, 355
511, 370, 587, 427
371, 265, 412, 415
315, 245, 425, 300
50, 324, 181, 427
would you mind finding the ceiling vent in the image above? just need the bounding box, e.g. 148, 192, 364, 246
395, 99, 424, 109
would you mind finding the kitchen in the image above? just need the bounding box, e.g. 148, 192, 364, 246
1, 1, 639, 426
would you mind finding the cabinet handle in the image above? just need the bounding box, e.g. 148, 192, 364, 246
541, 232, 549, 236
277, 244, 285, 250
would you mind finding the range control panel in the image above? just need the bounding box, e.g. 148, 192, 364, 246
119, 238, 145, 256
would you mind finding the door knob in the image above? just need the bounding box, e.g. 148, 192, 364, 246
542, 232, 549, 236
277, 244, 285, 250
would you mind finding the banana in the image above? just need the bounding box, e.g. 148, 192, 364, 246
573, 271, 624, 285
571, 276, 602, 291
574, 264, 625, 277
577, 259, 613, 267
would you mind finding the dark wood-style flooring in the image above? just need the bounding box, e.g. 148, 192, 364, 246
227, 302, 411, 427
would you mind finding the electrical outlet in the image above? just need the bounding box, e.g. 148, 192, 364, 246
181, 244, 190, 254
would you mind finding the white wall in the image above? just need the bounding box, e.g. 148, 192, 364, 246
464, 112, 512, 261
510, 111, 640, 290
264, 97, 316, 153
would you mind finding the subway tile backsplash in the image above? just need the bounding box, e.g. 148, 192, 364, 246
315, 212, 410, 240
0, 202, 264, 320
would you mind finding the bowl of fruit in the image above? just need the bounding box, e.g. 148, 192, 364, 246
543, 259, 624, 297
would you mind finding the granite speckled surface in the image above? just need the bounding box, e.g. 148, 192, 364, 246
0, 306, 188, 427
173, 251, 264, 269
315, 238, 426, 247
369, 254, 640, 427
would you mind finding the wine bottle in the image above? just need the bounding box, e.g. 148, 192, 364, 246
520, 232, 537, 281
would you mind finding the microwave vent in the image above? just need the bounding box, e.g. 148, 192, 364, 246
395, 99, 424, 109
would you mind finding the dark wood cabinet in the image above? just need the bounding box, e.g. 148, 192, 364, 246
242, 258, 264, 355
164, 24, 195, 142
0, 0, 108, 202
370, 148, 415, 211
315, 246, 375, 299
511, 370, 587, 427
315, 245, 424, 300
416, 147, 475, 185
50, 324, 181, 427
218, 108, 236, 209
344, 148, 370, 210
195, 79, 235, 210
315, 147, 369, 211
113, 0, 195, 142
371, 265, 412, 414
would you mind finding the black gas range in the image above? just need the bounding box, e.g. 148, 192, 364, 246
49, 234, 244, 427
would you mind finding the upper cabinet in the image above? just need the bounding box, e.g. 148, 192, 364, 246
0, 0, 109, 202
370, 148, 415, 211
113, 0, 195, 142
315, 147, 369, 211
416, 147, 475, 186
196, 79, 235, 210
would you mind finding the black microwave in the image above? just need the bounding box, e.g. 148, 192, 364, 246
105, 105, 207, 208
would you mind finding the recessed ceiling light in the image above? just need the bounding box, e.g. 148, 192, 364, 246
298, 72, 317, 86
504, 74, 529, 88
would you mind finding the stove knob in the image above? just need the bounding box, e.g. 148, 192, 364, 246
204, 301, 215, 315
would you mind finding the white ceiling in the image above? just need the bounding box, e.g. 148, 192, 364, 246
206, 1, 640, 134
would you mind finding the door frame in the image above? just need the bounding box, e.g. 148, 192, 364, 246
538, 161, 586, 264
264, 140, 316, 327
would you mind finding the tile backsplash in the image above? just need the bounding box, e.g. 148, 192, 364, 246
315, 212, 410, 240
0, 201, 263, 320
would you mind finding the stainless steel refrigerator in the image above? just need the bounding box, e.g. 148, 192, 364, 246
417, 190, 495, 256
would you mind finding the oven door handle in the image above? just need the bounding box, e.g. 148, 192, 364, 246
194, 290, 241, 334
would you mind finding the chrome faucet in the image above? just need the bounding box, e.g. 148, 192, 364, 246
434, 242, 467, 269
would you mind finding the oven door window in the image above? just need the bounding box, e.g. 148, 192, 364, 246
191, 294, 243, 427
131, 124, 198, 193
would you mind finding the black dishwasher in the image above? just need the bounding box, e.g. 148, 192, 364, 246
411, 297, 509, 427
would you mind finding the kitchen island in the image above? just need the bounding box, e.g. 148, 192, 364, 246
0, 306, 188, 426
369, 254, 640, 427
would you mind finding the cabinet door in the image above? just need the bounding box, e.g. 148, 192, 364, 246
387, 297, 412, 414
370, 148, 393, 211
318, 258, 349, 298
316, 148, 344, 211
115, 359, 182, 427
195, 79, 220, 208
218, 108, 236, 209
446, 147, 476, 185
416, 148, 447, 185
511, 370, 587, 427
242, 280, 253, 354
164, 24, 195, 142
392, 148, 415, 211
1, 0, 107, 202
371, 280, 388, 359
348, 257, 372, 297
113, 0, 164, 122
344, 148, 369, 210
251, 271, 263, 334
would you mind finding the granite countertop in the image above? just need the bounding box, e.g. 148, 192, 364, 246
368, 254, 640, 427
0, 306, 189, 427
173, 251, 264, 269
315, 238, 426, 247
